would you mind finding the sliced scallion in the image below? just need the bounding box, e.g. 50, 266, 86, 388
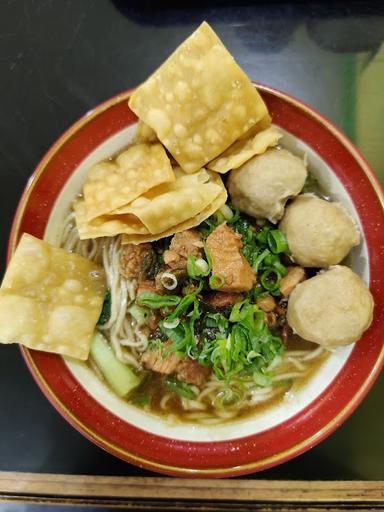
187, 255, 209, 279
267, 229, 289, 254
252, 248, 270, 273
219, 204, 234, 221
137, 292, 181, 309
165, 378, 196, 399
128, 304, 150, 326
209, 275, 225, 289
260, 268, 281, 292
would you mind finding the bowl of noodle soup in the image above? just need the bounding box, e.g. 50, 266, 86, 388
7, 83, 384, 477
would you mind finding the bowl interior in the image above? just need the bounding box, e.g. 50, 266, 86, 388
44, 122, 364, 442
12, 86, 384, 476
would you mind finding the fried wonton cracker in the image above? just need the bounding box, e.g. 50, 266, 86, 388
0, 234, 106, 360
133, 120, 158, 144
74, 199, 150, 240
122, 173, 227, 244
77, 169, 221, 238
82, 143, 174, 221
237, 114, 272, 141
116, 183, 221, 235
207, 126, 282, 173
128, 22, 268, 173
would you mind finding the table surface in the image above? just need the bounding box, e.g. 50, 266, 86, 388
1, 0, 383, 481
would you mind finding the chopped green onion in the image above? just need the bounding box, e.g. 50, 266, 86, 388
229, 300, 249, 322
162, 317, 180, 329
219, 204, 234, 221
166, 292, 198, 321
271, 260, 288, 277
160, 272, 178, 290
187, 255, 209, 279
260, 268, 281, 292
203, 242, 213, 272
252, 248, 270, 273
137, 292, 181, 309
165, 378, 197, 399
256, 227, 271, 244
128, 304, 150, 326
209, 274, 225, 289
253, 371, 272, 387
226, 203, 240, 224
196, 258, 209, 273
267, 230, 289, 254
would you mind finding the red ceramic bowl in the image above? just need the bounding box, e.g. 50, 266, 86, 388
8, 85, 384, 477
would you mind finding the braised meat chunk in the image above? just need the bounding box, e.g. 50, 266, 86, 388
141, 343, 182, 374
256, 294, 276, 312
136, 279, 158, 296
141, 343, 210, 386
204, 291, 243, 310
163, 229, 204, 271
206, 224, 256, 292
120, 243, 155, 280
176, 359, 211, 387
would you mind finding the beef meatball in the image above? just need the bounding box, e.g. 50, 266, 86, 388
279, 195, 359, 267
287, 265, 373, 347
228, 148, 307, 223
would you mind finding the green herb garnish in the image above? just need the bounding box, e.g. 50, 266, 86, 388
137, 292, 181, 309
165, 378, 197, 399
97, 290, 111, 325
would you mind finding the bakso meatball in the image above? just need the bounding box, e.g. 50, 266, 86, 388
287, 266, 373, 347
227, 148, 307, 223
279, 195, 359, 267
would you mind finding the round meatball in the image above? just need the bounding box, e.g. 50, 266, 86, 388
287, 266, 373, 347
228, 148, 307, 223
279, 195, 359, 267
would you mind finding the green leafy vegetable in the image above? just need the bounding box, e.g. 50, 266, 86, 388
97, 290, 111, 325
165, 378, 197, 399
90, 331, 142, 397
137, 292, 181, 309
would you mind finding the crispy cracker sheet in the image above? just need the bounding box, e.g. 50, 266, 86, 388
0, 234, 106, 359
82, 143, 174, 221
129, 22, 268, 173
207, 126, 282, 173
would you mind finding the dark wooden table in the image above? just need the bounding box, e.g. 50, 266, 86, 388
1, 0, 384, 509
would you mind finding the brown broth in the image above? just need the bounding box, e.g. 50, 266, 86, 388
126, 335, 329, 424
